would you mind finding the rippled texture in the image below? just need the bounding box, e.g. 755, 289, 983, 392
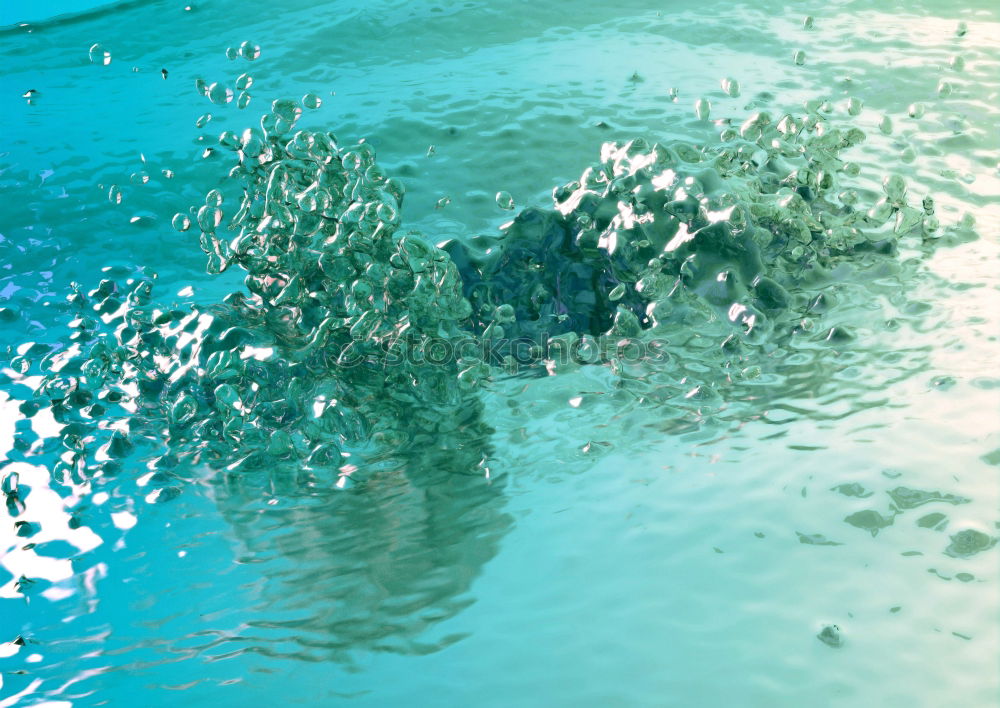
1, 0, 998, 706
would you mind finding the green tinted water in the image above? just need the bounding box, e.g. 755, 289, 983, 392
1, 1, 998, 706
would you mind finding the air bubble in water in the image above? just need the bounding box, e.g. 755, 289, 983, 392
937, 80, 953, 97
205, 189, 224, 207
303, 93, 322, 109
436, 196, 451, 209
668, 87, 679, 102
720, 77, 741, 97
956, 21, 968, 37
694, 98, 711, 120
89, 43, 111, 65
792, 50, 806, 66
878, 115, 893, 135
208, 83, 234, 105
847, 97, 863, 115
239, 41, 260, 60
108, 185, 122, 204
236, 73, 253, 90
949, 55, 965, 72
907, 102, 925, 119
803, 15, 814, 29
237, 92, 251, 109
225, 46, 238, 60
495, 191, 514, 210
196, 113, 212, 128
172, 213, 191, 232
195, 78, 209, 96
162, 169, 174, 179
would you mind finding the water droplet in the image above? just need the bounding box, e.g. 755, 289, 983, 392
720, 77, 741, 97
882, 174, 906, 202
271, 98, 302, 123
172, 213, 191, 232
878, 114, 893, 135
237, 92, 251, 109
208, 83, 234, 105
846, 97, 863, 116
907, 102, 925, 119
302, 93, 322, 110
937, 80, 953, 97
88, 43, 111, 65
196, 113, 212, 128
694, 98, 711, 120
225, 46, 239, 60
792, 49, 806, 66
205, 189, 224, 207
235, 73, 253, 90
197, 205, 222, 232
495, 191, 514, 210
803, 15, 814, 29
950, 55, 965, 72
239, 41, 260, 61
218, 131, 241, 150
108, 184, 122, 204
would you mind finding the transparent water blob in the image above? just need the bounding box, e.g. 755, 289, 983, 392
907, 102, 925, 119
235, 73, 253, 90
303, 93, 322, 109
208, 83, 234, 105
720, 77, 741, 97
937, 80, 953, 97
846, 97, 863, 116
237, 92, 251, 109
803, 15, 814, 29
495, 191, 514, 210
197, 205, 222, 232
205, 189, 224, 206
878, 115, 893, 135
882, 174, 906, 202
949, 55, 965, 72
792, 49, 806, 66
218, 131, 241, 149
271, 98, 302, 123
225, 46, 238, 60
694, 98, 711, 120
196, 113, 212, 128
172, 213, 191, 232
89, 43, 111, 65
108, 184, 122, 204
239, 41, 260, 60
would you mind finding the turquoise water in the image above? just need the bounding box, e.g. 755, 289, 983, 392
1, 1, 999, 706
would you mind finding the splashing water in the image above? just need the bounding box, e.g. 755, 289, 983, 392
1, 1, 998, 705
